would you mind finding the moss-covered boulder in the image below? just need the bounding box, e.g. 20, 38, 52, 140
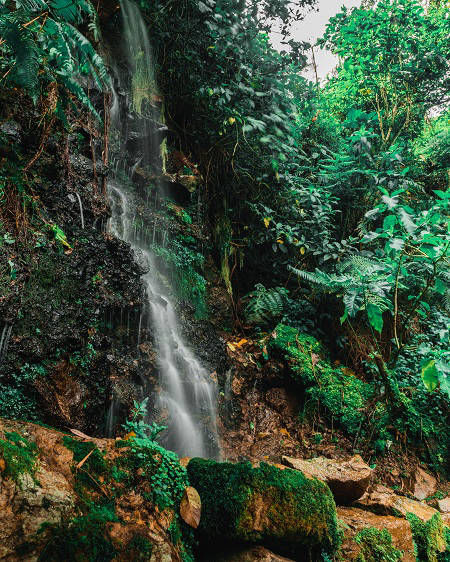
187, 458, 341, 559
269, 324, 379, 436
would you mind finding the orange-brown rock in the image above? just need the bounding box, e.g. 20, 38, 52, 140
0, 419, 76, 560
438, 496, 450, 513
0, 418, 185, 561
180, 486, 201, 528
355, 484, 439, 521
210, 546, 295, 561
412, 466, 437, 500
282, 455, 372, 504
338, 507, 416, 561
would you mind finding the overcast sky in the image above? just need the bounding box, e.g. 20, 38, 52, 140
270, 0, 361, 82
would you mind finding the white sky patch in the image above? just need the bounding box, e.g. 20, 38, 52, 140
270, 0, 361, 82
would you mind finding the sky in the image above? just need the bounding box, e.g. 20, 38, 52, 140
270, 0, 361, 82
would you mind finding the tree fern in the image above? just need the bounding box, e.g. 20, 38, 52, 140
243, 284, 289, 325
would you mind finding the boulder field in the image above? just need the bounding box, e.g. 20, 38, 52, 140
0, 418, 449, 561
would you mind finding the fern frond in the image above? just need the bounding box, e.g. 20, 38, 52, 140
244, 284, 289, 325
288, 266, 330, 287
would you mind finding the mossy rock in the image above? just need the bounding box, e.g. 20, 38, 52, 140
187, 458, 341, 559
354, 527, 402, 561
269, 324, 378, 436
407, 512, 448, 562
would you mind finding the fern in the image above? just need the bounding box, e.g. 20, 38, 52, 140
289, 254, 393, 328
243, 284, 289, 325
0, 0, 108, 118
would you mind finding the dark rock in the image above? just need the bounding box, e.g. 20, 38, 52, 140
0, 120, 22, 143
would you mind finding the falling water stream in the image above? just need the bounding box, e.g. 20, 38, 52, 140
106, 0, 218, 458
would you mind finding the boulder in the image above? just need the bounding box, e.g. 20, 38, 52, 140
355, 484, 439, 521
438, 497, 450, 514
412, 466, 437, 501
187, 458, 341, 560
0, 418, 190, 561
180, 486, 201, 529
282, 455, 372, 504
338, 507, 416, 561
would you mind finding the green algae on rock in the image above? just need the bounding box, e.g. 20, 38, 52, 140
187, 458, 342, 559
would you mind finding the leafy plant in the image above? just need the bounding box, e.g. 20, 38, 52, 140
243, 283, 289, 325
0, 0, 109, 116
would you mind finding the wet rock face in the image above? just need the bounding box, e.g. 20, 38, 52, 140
0, 91, 152, 436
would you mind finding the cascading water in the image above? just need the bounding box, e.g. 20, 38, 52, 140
106, 0, 218, 458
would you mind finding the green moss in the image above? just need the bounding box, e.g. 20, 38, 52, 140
151, 238, 207, 318
63, 436, 108, 484
354, 527, 402, 561
117, 437, 188, 510
0, 431, 38, 485
38, 502, 118, 562
126, 534, 153, 559
52, 434, 193, 561
187, 458, 341, 559
407, 512, 447, 562
270, 324, 378, 435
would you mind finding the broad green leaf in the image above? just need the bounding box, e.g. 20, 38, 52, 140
421, 359, 438, 392
367, 303, 383, 333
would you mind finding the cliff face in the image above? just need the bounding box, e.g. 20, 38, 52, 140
0, 87, 150, 435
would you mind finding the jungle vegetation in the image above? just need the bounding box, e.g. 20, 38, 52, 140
0, 0, 449, 475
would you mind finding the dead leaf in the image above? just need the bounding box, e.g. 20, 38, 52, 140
70, 428, 94, 440
76, 448, 95, 470
311, 353, 320, 366
236, 339, 248, 348
0, 458, 5, 472
227, 342, 236, 352
124, 431, 136, 441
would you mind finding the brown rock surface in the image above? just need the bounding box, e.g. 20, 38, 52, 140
0, 418, 184, 561
355, 484, 439, 521
438, 496, 450, 513
282, 455, 372, 504
338, 507, 416, 561
180, 486, 201, 528
0, 419, 76, 560
412, 466, 437, 500
207, 546, 294, 561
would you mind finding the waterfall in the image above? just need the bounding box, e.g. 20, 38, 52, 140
106, 0, 218, 458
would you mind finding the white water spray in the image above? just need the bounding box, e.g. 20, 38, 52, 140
106, 0, 218, 458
